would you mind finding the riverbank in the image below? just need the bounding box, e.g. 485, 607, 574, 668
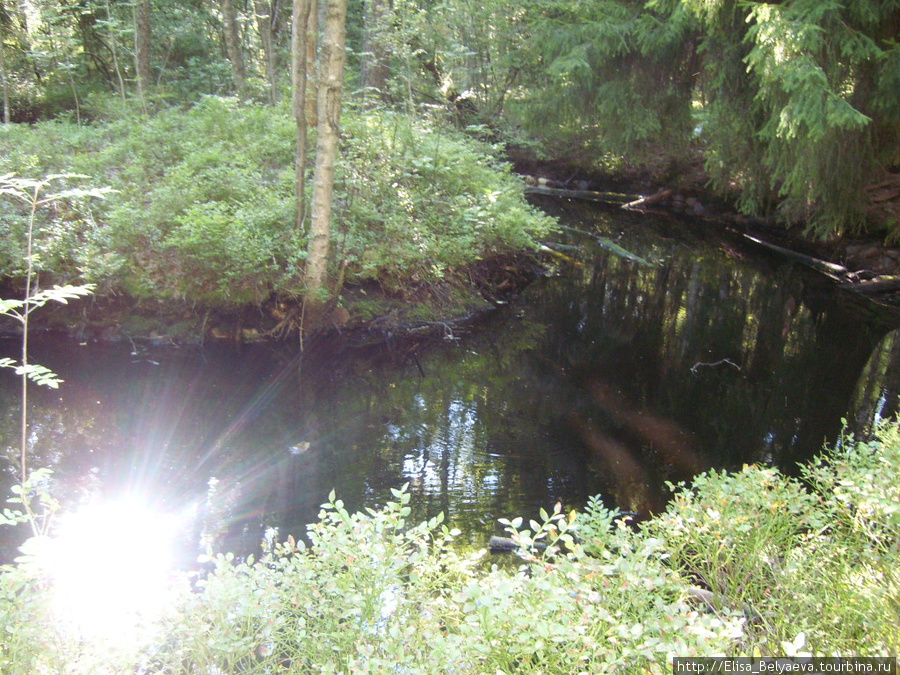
510, 147, 900, 322
0, 248, 550, 347
0, 103, 557, 346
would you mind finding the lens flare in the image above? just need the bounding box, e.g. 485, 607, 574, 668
41, 498, 181, 640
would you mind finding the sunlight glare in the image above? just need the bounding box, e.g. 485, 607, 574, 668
43, 498, 181, 640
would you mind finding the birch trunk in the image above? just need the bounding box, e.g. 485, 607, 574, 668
303, 0, 347, 328
292, 0, 313, 230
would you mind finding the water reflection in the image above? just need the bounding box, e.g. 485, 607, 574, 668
3, 201, 900, 562
527, 202, 898, 509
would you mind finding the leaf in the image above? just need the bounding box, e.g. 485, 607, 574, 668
40, 186, 116, 203
15, 364, 63, 388
0, 298, 25, 316
25, 284, 95, 311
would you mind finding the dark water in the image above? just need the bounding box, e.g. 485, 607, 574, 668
4, 200, 900, 562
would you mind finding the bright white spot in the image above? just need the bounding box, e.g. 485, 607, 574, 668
41, 499, 181, 641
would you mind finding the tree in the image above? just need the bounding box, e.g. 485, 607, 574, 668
133, 0, 152, 107
255, 0, 279, 103
360, 0, 390, 103
222, 0, 247, 97
513, 0, 900, 237
292, 0, 315, 230
0, 175, 105, 535
303, 0, 347, 330
0, 13, 9, 123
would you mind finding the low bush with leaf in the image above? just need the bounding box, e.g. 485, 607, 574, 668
0, 99, 555, 310
337, 110, 556, 291
2, 416, 898, 670
143, 487, 740, 674
649, 425, 900, 655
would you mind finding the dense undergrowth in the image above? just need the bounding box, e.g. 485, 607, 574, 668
1, 420, 897, 672
0, 97, 555, 309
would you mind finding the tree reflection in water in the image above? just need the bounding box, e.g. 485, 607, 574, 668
3, 202, 900, 560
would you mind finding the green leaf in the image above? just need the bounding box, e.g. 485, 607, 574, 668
15, 364, 63, 388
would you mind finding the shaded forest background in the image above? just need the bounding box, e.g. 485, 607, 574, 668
1, 0, 899, 326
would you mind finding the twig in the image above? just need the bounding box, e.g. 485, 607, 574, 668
690, 358, 741, 374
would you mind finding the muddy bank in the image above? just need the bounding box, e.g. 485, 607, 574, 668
0, 251, 549, 348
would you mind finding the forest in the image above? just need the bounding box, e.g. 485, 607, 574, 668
1, 1, 899, 670
1, 0, 899, 337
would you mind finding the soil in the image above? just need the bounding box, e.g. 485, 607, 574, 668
0, 250, 551, 348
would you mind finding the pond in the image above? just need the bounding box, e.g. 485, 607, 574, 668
3, 199, 900, 564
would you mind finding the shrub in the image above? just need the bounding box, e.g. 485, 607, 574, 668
337, 111, 556, 291
3, 418, 900, 671
146, 489, 740, 674
0, 100, 555, 307
649, 423, 900, 655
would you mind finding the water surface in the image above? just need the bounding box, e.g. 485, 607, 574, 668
3, 201, 900, 561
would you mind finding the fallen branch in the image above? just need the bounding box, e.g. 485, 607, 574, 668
621, 188, 673, 211
742, 234, 849, 280
524, 185, 638, 205
837, 276, 900, 294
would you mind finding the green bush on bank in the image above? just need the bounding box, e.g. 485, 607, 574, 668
0, 98, 555, 307
2, 420, 898, 672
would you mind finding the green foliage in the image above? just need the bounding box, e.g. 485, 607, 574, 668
0, 558, 61, 674
0, 0, 234, 121
650, 466, 823, 630
0, 282, 95, 390
0, 174, 96, 544
739, 0, 895, 235
0, 173, 97, 389
0, 99, 300, 304
511, 0, 900, 237
338, 110, 556, 291
3, 420, 900, 670
2, 469, 59, 535
0, 173, 111, 285
0, 101, 554, 306
512, 0, 697, 164
146, 486, 738, 674
89, 98, 299, 303
649, 423, 900, 654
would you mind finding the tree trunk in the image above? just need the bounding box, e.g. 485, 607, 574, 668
360, 0, 390, 104
103, 0, 127, 101
0, 20, 9, 123
255, 0, 277, 103
133, 0, 152, 107
292, 0, 313, 230
303, 0, 347, 330
222, 0, 247, 98
306, 0, 318, 127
